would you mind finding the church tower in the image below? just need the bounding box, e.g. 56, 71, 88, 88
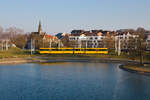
38, 20, 42, 35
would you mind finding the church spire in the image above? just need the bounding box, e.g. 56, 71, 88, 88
38, 20, 42, 35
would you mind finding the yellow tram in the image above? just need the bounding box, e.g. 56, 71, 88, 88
39, 48, 108, 54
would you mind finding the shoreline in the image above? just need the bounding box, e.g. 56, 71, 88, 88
0, 56, 146, 64
1, 57, 150, 76
119, 64, 150, 75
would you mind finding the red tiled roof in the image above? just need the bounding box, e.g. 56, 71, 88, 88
45, 35, 53, 38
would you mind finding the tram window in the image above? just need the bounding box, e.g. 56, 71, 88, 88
40, 49, 50, 51
86, 49, 96, 51
51, 49, 59, 51
75, 49, 80, 51
63, 49, 73, 51
97, 49, 108, 51
75, 49, 84, 51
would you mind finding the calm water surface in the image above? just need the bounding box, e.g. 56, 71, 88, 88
0, 62, 150, 100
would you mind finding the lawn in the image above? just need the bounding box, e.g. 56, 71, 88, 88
0, 47, 31, 59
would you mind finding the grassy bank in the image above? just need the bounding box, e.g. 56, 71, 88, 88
120, 64, 150, 74
0, 48, 149, 63
0, 48, 149, 65
0, 47, 32, 59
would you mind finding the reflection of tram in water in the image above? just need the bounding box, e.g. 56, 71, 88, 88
39, 48, 108, 54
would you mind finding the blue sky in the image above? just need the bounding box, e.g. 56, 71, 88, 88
0, 0, 150, 34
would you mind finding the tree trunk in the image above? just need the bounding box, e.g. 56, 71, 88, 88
140, 51, 143, 65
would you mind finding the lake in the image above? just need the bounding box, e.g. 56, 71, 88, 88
0, 62, 150, 100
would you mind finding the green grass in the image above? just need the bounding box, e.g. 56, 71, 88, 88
0, 48, 149, 62
0, 47, 32, 59
38, 53, 128, 60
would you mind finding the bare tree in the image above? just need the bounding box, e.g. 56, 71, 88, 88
13, 34, 27, 49
1, 27, 28, 49
5, 27, 24, 41
136, 27, 146, 65
102, 33, 115, 53
0, 27, 4, 40
0, 26, 3, 35
127, 37, 138, 60
30, 34, 43, 49
61, 35, 77, 47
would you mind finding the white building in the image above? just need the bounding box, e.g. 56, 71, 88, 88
69, 34, 104, 48
115, 32, 139, 50
146, 34, 150, 50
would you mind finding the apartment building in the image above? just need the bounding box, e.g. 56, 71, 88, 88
69, 30, 111, 48
69, 34, 104, 48
146, 34, 150, 50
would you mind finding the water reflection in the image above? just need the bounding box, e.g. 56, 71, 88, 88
0, 62, 150, 100
38, 62, 67, 66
